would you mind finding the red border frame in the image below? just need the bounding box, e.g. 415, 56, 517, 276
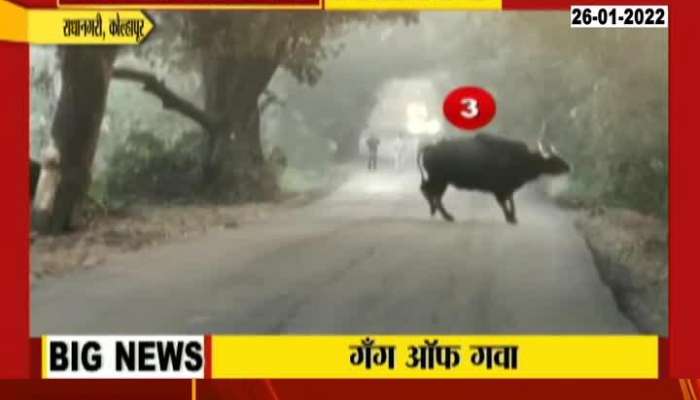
667, 0, 700, 378
0, 41, 29, 380
1, 0, 697, 396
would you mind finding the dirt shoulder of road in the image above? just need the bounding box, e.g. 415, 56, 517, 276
31, 201, 280, 281
31, 165, 354, 281
574, 208, 668, 335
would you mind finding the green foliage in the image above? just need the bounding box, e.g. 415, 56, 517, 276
555, 69, 668, 218
99, 130, 205, 205
263, 107, 335, 171
605, 154, 667, 217
563, 138, 668, 218
443, 14, 668, 218
150, 11, 416, 86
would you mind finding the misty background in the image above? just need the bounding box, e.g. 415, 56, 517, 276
30, 11, 667, 218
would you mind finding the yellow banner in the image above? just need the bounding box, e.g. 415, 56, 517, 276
0, 0, 153, 44
212, 335, 658, 379
325, 0, 501, 10
0, 0, 27, 42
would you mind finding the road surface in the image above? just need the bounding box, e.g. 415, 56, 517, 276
32, 168, 635, 334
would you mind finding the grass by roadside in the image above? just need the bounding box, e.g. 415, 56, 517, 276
575, 208, 667, 335
537, 178, 668, 334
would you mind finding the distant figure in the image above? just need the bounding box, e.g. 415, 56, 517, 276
366, 135, 380, 171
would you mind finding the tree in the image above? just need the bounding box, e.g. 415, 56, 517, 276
126, 11, 416, 200
277, 18, 448, 163
32, 46, 118, 234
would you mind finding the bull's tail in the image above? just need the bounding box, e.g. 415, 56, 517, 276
417, 146, 426, 183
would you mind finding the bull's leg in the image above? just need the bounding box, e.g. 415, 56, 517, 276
496, 194, 513, 224
420, 181, 438, 216
433, 182, 454, 222
436, 200, 454, 222
506, 195, 518, 225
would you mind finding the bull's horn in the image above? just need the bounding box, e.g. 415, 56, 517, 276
538, 140, 550, 158
549, 144, 559, 155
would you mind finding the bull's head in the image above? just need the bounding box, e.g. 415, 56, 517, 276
537, 139, 571, 175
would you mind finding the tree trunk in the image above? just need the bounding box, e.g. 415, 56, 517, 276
235, 105, 264, 167
200, 52, 237, 189
199, 50, 279, 201
201, 130, 231, 188
232, 102, 280, 201
32, 46, 117, 234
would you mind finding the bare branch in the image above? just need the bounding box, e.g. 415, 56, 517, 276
112, 67, 217, 133
260, 89, 285, 113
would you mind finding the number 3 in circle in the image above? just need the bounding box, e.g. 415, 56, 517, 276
443, 86, 496, 131
460, 98, 480, 119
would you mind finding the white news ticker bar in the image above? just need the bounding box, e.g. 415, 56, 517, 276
44, 335, 205, 379
571, 6, 669, 29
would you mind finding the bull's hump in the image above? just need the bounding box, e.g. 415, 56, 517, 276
474, 133, 530, 152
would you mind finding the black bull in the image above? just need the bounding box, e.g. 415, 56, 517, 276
417, 134, 570, 224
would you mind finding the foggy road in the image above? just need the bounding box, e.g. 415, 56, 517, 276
32, 168, 635, 334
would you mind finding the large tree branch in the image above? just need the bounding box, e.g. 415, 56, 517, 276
112, 67, 218, 133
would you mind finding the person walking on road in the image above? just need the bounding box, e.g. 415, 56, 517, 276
366, 135, 381, 171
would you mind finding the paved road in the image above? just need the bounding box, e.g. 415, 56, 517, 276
32, 169, 635, 334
